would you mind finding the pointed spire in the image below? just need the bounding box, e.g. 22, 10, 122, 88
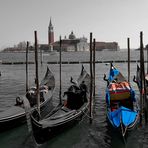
48, 17, 54, 46
49, 17, 52, 27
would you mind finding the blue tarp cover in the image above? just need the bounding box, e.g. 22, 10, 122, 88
108, 106, 138, 128
108, 67, 119, 82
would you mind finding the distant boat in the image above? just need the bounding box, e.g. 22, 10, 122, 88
104, 63, 139, 137
30, 65, 90, 144
0, 67, 55, 132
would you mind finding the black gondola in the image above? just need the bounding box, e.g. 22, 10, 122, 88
31, 65, 90, 144
0, 67, 55, 132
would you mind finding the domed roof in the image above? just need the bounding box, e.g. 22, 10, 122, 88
69, 31, 76, 39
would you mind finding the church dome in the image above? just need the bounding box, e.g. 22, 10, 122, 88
69, 31, 76, 39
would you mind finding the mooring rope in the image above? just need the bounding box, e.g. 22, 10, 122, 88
23, 96, 32, 133
79, 105, 97, 124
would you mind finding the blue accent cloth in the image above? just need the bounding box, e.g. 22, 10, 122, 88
108, 106, 138, 128
108, 67, 119, 82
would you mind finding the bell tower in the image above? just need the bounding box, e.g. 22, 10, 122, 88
48, 18, 54, 51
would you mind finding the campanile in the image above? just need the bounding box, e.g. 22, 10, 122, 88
48, 18, 54, 50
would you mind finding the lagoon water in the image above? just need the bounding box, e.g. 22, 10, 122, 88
0, 50, 148, 148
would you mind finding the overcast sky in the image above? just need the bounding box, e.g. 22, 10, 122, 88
0, 0, 148, 50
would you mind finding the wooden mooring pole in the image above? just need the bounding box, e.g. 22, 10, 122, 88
26, 41, 29, 92
34, 31, 40, 115
140, 32, 143, 124
140, 31, 148, 124
40, 49, 43, 65
89, 32, 93, 123
59, 36, 62, 105
127, 38, 130, 83
93, 38, 96, 97
147, 44, 148, 74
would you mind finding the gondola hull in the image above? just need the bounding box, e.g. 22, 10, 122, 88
106, 106, 139, 136
0, 106, 26, 132
31, 102, 89, 144
105, 63, 139, 137
30, 65, 90, 144
0, 67, 55, 132
0, 93, 54, 132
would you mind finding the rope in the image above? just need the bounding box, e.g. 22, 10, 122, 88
23, 96, 32, 133
79, 106, 100, 124
120, 107, 137, 137
121, 122, 127, 137
120, 121, 127, 145
79, 107, 92, 124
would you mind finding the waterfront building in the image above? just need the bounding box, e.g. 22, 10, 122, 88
95, 41, 119, 51
53, 31, 89, 52
40, 18, 119, 52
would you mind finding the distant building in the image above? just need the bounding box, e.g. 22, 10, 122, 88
95, 42, 119, 51
53, 31, 89, 52
39, 18, 120, 52
39, 44, 49, 52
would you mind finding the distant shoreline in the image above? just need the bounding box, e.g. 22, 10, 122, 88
0, 48, 138, 53
0, 60, 144, 65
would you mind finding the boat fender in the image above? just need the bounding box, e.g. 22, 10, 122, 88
15, 96, 23, 106
133, 75, 138, 84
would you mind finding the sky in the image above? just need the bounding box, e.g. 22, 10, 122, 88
0, 0, 148, 50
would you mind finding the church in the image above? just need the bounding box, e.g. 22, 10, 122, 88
53, 31, 89, 52
39, 18, 89, 52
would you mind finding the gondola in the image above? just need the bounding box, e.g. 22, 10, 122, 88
30, 65, 90, 144
0, 66, 55, 132
104, 63, 139, 137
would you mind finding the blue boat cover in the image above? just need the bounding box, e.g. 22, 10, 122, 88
108, 66, 119, 82
105, 64, 138, 128
108, 106, 138, 128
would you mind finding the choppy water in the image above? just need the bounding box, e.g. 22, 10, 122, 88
0, 50, 148, 148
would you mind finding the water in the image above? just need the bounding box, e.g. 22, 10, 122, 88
0, 50, 148, 148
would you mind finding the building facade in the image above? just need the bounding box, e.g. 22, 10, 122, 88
95, 42, 119, 51
53, 31, 89, 52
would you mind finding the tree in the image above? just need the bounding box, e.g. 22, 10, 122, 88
16, 41, 27, 50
